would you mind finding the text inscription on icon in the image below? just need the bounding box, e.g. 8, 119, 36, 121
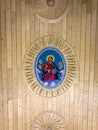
35, 47, 66, 89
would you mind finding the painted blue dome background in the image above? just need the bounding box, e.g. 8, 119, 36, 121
34, 47, 66, 89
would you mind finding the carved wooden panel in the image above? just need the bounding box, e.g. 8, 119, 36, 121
33, 0, 68, 22
33, 111, 65, 130
0, 0, 98, 130
24, 36, 76, 97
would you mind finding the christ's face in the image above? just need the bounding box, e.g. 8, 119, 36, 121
48, 57, 53, 62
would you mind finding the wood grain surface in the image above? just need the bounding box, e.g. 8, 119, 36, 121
0, 0, 98, 130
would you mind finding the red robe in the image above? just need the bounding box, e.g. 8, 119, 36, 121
42, 62, 56, 81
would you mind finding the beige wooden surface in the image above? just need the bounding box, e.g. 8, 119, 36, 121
0, 0, 98, 130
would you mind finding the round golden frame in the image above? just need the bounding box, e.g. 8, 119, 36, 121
33, 111, 65, 130
24, 36, 76, 97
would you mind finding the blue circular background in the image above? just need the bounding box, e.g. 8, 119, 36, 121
34, 47, 66, 89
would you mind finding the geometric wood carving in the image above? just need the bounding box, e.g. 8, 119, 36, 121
24, 36, 76, 97
33, 111, 65, 130
33, 0, 68, 22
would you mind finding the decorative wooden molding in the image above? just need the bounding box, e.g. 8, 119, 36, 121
33, 111, 65, 130
23, 36, 76, 97
32, 0, 68, 23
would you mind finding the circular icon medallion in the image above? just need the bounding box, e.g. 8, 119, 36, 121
24, 36, 76, 97
35, 47, 66, 89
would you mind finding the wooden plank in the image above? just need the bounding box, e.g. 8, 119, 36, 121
6, 1, 13, 130
82, 1, 92, 129
43, 22, 48, 36
38, 96, 44, 113
30, 1, 35, 43
52, 98, 56, 112
62, 16, 67, 39
34, 95, 40, 116
71, 0, 78, 50
65, 92, 70, 130
25, 0, 30, 49
43, 97, 50, 111
21, 0, 28, 129
39, 20, 44, 37
29, 2, 35, 129
48, 23, 54, 36
43, 96, 48, 111
74, 83, 79, 130
60, 95, 65, 118
2, 41, 8, 130
7, 69, 12, 130
34, 14, 40, 39
16, 0, 22, 130
69, 87, 74, 130
25, 1, 31, 130
66, 0, 73, 44
57, 20, 63, 36
27, 87, 30, 130
21, 0, 26, 60
78, 2, 87, 130
74, 0, 81, 129
82, 12, 91, 130
69, 0, 78, 129
1, 0, 9, 129
93, 10, 98, 130
0, 20, 3, 130
6, 0, 12, 69
56, 96, 61, 114
88, 0, 97, 129
30, 93, 35, 129
11, 0, 18, 130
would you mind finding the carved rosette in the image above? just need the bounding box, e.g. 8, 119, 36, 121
33, 111, 65, 130
23, 36, 76, 97
33, 0, 68, 22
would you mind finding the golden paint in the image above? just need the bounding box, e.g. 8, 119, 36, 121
46, 55, 55, 61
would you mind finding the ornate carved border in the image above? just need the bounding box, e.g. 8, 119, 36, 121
23, 36, 76, 97
33, 111, 65, 130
